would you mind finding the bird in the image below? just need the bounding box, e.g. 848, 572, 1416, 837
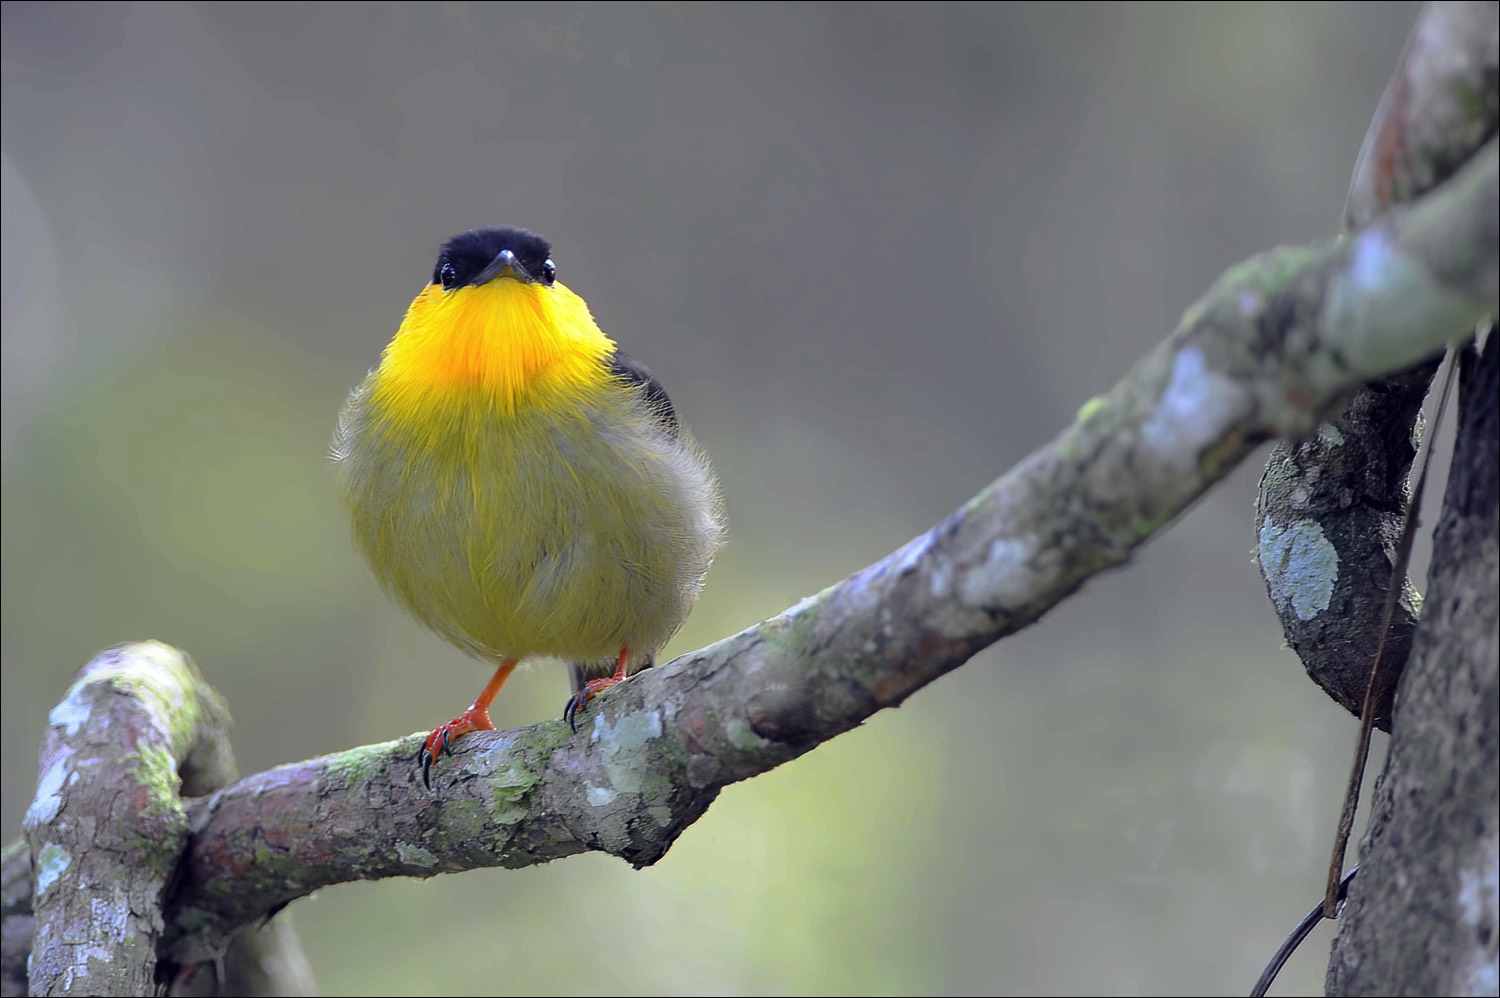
332, 225, 725, 787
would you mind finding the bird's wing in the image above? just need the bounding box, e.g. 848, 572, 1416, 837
608, 348, 680, 436
568, 348, 678, 696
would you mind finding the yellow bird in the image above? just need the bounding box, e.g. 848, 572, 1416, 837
332, 226, 725, 785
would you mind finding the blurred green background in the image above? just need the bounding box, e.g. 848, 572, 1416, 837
3, 3, 1421, 995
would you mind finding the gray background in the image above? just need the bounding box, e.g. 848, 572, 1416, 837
3, 3, 1421, 994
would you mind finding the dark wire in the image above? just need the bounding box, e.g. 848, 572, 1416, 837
1250, 865, 1359, 998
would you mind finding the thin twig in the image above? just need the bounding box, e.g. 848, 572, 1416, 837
1323, 346, 1461, 917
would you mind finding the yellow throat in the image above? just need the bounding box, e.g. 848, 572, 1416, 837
374, 276, 615, 414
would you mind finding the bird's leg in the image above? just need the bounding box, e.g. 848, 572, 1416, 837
418, 658, 518, 788
564, 647, 631, 733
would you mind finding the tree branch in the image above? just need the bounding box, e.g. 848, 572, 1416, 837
141, 135, 1497, 960
1326, 327, 1500, 994
1343, 1, 1500, 234
18, 643, 233, 996
1255, 0, 1498, 724
5, 644, 316, 997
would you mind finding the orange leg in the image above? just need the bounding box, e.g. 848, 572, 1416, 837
563, 647, 631, 733
418, 658, 518, 788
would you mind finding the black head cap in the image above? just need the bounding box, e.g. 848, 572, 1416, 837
432, 226, 555, 290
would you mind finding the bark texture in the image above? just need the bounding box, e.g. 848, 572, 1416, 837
19, 643, 230, 996
1326, 331, 1499, 995
7, 643, 316, 997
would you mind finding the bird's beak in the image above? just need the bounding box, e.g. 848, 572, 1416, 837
472, 249, 534, 286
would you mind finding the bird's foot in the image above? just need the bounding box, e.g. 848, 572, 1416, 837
565, 648, 634, 733
417, 708, 494, 789
563, 675, 625, 733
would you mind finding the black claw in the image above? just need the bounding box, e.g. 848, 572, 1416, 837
440, 727, 452, 757
564, 694, 584, 733
420, 750, 433, 790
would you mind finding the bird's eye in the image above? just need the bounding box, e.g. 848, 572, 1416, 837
439, 262, 459, 290
542, 259, 557, 285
